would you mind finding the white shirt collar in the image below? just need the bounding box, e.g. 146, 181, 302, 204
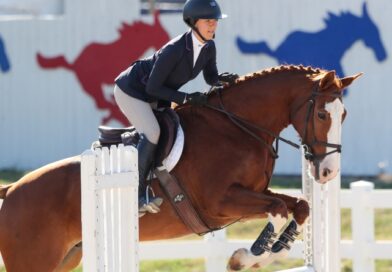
191, 31, 206, 67
191, 31, 205, 49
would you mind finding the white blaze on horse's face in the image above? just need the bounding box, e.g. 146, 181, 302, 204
312, 98, 344, 184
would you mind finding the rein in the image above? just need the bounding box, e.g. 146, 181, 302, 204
205, 83, 343, 171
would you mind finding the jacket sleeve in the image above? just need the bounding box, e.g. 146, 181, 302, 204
203, 42, 219, 86
146, 45, 187, 105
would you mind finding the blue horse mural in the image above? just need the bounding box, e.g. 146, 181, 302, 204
0, 35, 11, 73
237, 3, 387, 94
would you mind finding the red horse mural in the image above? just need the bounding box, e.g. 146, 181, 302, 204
37, 11, 170, 125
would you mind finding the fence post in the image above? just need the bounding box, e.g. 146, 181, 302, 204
81, 149, 99, 272
204, 229, 227, 272
301, 147, 341, 272
350, 181, 375, 272
81, 144, 139, 272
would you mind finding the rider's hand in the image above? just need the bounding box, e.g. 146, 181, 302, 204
186, 92, 208, 106
218, 72, 239, 85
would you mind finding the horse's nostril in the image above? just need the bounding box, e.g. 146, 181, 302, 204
322, 168, 332, 177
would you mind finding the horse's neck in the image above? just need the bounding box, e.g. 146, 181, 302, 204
218, 80, 296, 140
114, 31, 155, 55
320, 26, 359, 59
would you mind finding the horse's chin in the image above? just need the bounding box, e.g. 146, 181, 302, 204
310, 163, 340, 184
314, 171, 339, 184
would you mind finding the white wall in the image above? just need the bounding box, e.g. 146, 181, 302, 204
0, 0, 64, 15
0, 0, 391, 175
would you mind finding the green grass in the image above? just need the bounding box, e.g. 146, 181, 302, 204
67, 259, 392, 272
0, 169, 26, 184
1, 170, 391, 271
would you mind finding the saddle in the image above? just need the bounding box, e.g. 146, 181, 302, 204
94, 108, 211, 234
96, 108, 180, 167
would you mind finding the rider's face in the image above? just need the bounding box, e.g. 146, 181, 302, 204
194, 19, 218, 41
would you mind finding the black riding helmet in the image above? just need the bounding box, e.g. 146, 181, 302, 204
183, 0, 227, 41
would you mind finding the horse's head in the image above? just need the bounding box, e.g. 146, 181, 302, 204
118, 11, 170, 52
292, 70, 362, 183
358, 3, 387, 61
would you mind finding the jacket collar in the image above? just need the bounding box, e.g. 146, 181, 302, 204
185, 29, 211, 51
185, 30, 193, 51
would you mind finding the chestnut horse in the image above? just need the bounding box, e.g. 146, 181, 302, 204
0, 65, 361, 272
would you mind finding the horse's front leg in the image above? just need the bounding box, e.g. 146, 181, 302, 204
217, 186, 289, 271
265, 189, 310, 225
246, 189, 311, 269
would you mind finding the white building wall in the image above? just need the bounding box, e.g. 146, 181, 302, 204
0, 0, 391, 175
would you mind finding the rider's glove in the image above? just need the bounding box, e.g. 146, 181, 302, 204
218, 72, 239, 85
185, 92, 208, 106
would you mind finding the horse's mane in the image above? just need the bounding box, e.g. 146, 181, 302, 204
324, 11, 356, 28
118, 21, 146, 35
225, 65, 327, 89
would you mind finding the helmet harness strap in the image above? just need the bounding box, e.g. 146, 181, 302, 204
190, 20, 209, 42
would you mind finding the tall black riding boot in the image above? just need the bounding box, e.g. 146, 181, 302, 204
137, 135, 162, 214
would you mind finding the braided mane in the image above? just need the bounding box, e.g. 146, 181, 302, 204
226, 65, 327, 89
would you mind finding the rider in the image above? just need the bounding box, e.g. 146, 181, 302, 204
114, 0, 238, 215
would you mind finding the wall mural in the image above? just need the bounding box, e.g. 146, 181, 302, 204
237, 3, 387, 95
37, 11, 170, 125
0, 35, 11, 73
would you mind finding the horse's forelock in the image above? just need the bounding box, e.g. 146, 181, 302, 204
312, 71, 342, 91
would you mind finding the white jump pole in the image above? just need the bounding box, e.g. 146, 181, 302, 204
279, 146, 341, 272
305, 147, 341, 272
81, 144, 139, 272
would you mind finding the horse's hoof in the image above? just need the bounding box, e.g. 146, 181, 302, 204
227, 247, 268, 272
227, 248, 248, 271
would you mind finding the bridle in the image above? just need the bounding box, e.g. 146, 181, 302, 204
297, 86, 343, 179
204, 82, 343, 179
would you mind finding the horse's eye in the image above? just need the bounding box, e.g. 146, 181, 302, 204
318, 111, 328, 120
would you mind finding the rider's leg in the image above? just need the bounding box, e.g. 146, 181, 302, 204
114, 85, 163, 213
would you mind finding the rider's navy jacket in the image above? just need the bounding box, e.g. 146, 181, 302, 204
115, 30, 219, 104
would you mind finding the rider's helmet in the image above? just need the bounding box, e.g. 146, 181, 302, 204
183, 0, 227, 29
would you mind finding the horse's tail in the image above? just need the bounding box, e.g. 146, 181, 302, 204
0, 184, 13, 199
36, 53, 73, 70
236, 37, 275, 57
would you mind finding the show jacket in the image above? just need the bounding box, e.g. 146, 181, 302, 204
115, 30, 219, 105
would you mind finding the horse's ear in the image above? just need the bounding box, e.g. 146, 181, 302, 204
340, 73, 363, 90
153, 10, 160, 25
362, 2, 369, 18
319, 71, 336, 90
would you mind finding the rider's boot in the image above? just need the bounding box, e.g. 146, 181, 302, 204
137, 135, 163, 216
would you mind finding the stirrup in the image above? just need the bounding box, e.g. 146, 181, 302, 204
139, 186, 163, 214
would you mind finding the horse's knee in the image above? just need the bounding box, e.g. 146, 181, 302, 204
293, 199, 310, 225
268, 198, 288, 219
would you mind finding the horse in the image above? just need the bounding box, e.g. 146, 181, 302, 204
237, 2, 385, 95
0, 65, 361, 272
36, 11, 170, 125
0, 35, 11, 73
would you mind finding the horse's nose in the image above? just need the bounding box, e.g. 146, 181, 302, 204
322, 168, 332, 177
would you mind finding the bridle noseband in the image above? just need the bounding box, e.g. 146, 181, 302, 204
205, 82, 343, 178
